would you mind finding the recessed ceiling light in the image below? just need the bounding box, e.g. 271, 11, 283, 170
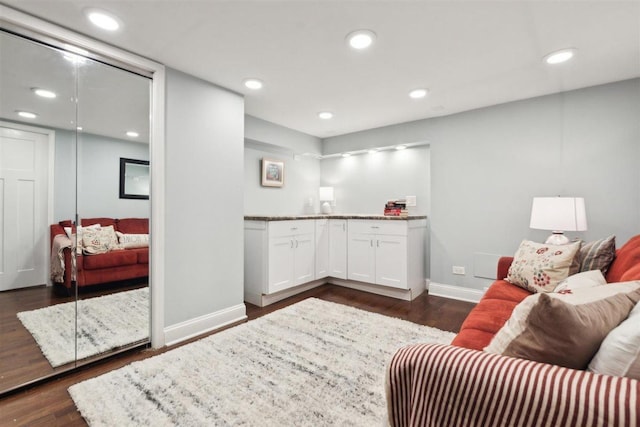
409, 88, 428, 99
318, 112, 334, 120
544, 48, 577, 65
126, 131, 139, 138
17, 111, 37, 119
76, 126, 83, 131
346, 29, 376, 50
368, 149, 378, 154
32, 88, 57, 98
342, 153, 352, 158
86, 9, 121, 31
243, 78, 263, 90
395, 145, 407, 150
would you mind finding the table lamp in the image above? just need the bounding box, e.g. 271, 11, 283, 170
529, 197, 587, 245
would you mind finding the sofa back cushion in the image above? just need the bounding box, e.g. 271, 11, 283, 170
117, 218, 149, 234
81, 217, 116, 228
606, 235, 640, 283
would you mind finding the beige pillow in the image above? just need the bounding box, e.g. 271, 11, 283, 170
553, 270, 606, 293
506, 240, 581, 292
116, 231, 149, 249
484, 281, 640, 370
589, 301, 640, 379
82, 225, 119, 255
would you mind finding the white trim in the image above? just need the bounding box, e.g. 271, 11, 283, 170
164, 304, 247, 347
1, 5, 167, 348
428, 282, 485, 303
246, 279, 326, 307
0, 121, 55, 287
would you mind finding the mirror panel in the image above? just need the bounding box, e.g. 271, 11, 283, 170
0, 28, 151, 393
74, 55, 150, 366
0, 30, 79, 392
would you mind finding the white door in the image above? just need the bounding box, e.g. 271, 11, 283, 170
293, 232, 315, 285
376, 235, 407, 288
0, 126, 50, 291
347, 232, 376, 284
268, 236, 295, 293
315, 220, 329, 279
329, 219, 347, 279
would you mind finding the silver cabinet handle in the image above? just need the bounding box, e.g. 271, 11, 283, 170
377, 240, 380, 247
371, 226, 379, 229
291, 240, 294, 248
296, 240, 299, 248
343, 223, 345, 232
370, 240, 373, 247
291, 227, 298, 230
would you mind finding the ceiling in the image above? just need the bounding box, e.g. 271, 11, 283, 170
2, 1, 639, 139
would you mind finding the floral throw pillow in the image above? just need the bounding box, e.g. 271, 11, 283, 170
506, 240, 581, 293
82, 225, 119, 255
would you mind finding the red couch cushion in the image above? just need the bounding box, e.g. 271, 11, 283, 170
451, 280, 531, 351
606, 235, 640, 283
81, 217, 117, 227
83, 250, 137, 270
117, 218, 149, 234
130, 248, 149, 264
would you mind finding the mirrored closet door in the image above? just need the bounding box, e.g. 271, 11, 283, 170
0, 28, 151, 394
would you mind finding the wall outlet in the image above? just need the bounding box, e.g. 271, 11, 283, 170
406, 195, 417, 207
452, 266, 466, 275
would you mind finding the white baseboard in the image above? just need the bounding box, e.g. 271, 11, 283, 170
328, 277, 424, 301
164, 303, 247, 347
428, 282, 484, 303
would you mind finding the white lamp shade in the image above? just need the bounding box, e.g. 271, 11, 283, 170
319, 186, 334, 202
529, 197, 587, 232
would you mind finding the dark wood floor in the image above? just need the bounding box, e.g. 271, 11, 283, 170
0, 281, 147, 394
0, 284, 475, 426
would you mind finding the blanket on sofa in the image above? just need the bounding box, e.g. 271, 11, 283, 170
50, 234, 75, 282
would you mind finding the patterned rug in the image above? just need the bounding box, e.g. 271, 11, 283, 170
17, 287, 149, 367
69, 298, 455, 426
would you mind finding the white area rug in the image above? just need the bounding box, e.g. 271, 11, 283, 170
69, 298, 454, 426
17, 287, 149, 367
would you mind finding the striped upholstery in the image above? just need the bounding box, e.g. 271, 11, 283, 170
386, 344, 639, 427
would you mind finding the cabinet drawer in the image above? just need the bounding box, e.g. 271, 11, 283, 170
348, 220, 407, 236
269, 220, 315, 237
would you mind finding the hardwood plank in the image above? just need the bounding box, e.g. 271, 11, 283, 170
0, 285, 474, 426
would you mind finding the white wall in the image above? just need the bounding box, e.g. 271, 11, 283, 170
165, 68, 245, 326
320, 146, 430, 215
51, 129, 149, 221
323, 79, 640, 291
244, 115, 323, 215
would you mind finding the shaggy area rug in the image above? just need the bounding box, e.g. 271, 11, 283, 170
17, 287, 149, 367
69, 298, 454, 426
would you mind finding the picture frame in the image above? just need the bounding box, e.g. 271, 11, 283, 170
119, 157, 150, 199
261, 158, 285, 187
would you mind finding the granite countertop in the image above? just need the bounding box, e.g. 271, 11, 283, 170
244, 214, 427, 221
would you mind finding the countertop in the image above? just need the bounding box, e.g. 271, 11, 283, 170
244, 214, 427, 221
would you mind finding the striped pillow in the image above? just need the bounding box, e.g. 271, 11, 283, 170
578, 235, 616, 275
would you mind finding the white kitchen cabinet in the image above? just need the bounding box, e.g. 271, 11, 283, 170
328, 219, 347, 279
315, 219, 329, 279
347, 220, 422, 290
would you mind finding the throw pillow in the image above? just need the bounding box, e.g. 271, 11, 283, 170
74, 223, 101, 254
116, 231, 149, 249
82, 225, 119, 255
506, 240, 581, 292
484, 281, 640, 370
588, 301, 640, 379
576, 235, 616, 275
553, 270, 606, 293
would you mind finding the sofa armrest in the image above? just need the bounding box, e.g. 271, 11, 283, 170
496, 256, 514, 280
386, 343, 638, 427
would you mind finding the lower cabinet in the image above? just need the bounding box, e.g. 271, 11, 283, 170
347, 220, 421, 290
244, 217, 426, 306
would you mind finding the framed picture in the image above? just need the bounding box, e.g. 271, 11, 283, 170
261, 158, 284, 187
119, 157, 150, 199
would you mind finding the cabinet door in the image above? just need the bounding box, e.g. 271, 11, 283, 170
268, 236, 295, 293
375, 235, 407, 288
294, 232, 315, 285
315, 220, 329, 279
347, 232, 375, 284
329, 220, 347, 279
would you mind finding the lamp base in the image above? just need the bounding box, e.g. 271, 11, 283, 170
544, 232, 570, 245
321, 201, 332, 214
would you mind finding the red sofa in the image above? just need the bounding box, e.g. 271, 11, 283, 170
50, 217, 149, 293
387, 234, 640, 427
